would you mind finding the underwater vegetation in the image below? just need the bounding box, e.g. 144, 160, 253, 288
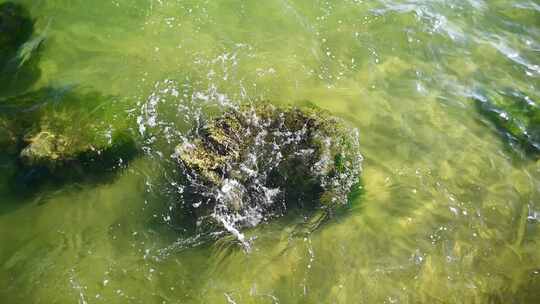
0, 87, 137, 187
0, 1, 43, 97
474, 88, 539, 158
175, 104, 363, 240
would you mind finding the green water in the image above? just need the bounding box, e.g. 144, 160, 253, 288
1, 0, 539, 303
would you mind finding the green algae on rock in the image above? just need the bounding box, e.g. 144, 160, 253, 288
175, 104, 363, 236
19, 129, 136, 174
474, 89, 539, 157
0, 87, 138, 179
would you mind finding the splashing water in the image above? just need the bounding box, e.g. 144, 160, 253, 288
171, 104, 363, 249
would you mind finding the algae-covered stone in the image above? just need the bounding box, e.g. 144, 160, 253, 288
175, 104, 362, 234
475, 89, 539, 156
19, 128, 136, 173
0, 87, 137, 178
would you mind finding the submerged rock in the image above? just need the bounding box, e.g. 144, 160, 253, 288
175, 104, 362, 236
20, 131, 66, 166
475, 89, 539, 157
19, 129, 135, 173
0, 87, 137, 180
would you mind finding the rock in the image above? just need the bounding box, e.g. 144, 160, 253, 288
175, 104, 363, 234
0, 87, 137, 179
475, 88, 539, 156
20, 131, 62, 166
19, 129, 136, 173
0, 89, 53, 156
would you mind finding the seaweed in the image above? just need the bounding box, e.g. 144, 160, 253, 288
474, 88, 539, 158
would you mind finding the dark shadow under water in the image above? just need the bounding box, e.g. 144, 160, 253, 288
0, 1, 43, 98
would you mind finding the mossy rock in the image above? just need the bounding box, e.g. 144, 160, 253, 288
0, 87, 138, 180
474, 88, 539, 157
19, 129, 136, 173
175, 103, 363, 234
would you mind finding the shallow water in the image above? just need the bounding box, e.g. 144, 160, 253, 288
1, 0, 539, 303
